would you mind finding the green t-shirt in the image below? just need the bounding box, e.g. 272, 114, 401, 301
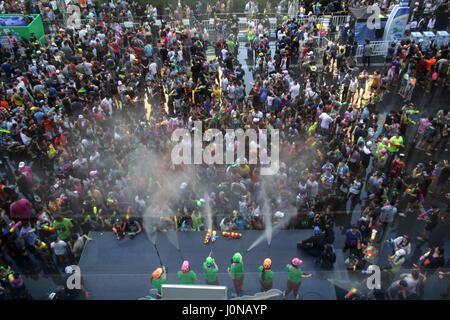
230, 262, 244, 280
203, 263, 218, 283
286, 264, 303, 283
53, 218, 73, 240
152, 276, 167, 294
388, 136, 403, 152
177, 270, 197, 284
375, 142, 386, 159
391, 256, 405, 274
258, 266, 274, 283
226, 41, 236, 53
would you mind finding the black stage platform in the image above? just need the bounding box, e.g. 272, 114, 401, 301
78, 230, 350, 300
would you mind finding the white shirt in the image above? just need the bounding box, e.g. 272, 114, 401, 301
307, 179, 319, 197
221, 77, 229, 91
101, 97, 113, 115
403, 275, 419, 295
349, 180, 362, 194
394, 237, 411, 255
289, 83, 300, 98
149, 62, 157, 76
50, 0, 58, 10
51, 240, 67, 255
319, 112, 333, 129
349, 79, 358, 92
268, 60, 275, 73
221, 48, 228, 61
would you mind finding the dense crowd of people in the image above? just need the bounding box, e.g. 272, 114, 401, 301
0, 0, 448, 300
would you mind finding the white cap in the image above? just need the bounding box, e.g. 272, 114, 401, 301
78, 115, 84, 119
180, 182, 187, 190
18, 161, 25, 168
274, 211, 284, 219
366, 141, 373, 147
65, 266, 74, 274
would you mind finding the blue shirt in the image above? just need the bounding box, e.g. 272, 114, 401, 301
345, 230, 362, 246
273, 98, 281, 112
144, 44, 153, 57
48, 87, 56, 97
259, 88, 268, 103
19, 225, 36, 246
235, 219, 248, 230
392, 61, 402, 74
34, 111, 44, 123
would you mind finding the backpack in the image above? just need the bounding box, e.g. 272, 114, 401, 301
320, 250, 336, 269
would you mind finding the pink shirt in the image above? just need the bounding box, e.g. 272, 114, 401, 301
19, 166, 33, 183
9, 198, 32, 219
418, 119, 431, 135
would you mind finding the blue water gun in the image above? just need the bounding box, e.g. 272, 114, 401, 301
386, 238, 395, 247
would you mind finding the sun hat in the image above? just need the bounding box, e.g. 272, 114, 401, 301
291, 258, 303, 266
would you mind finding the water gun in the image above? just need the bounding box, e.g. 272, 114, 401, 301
93, 206, 98, 216
211, 231, 217, 243
317, 149, 323, 160
357, 239, 361, 250
174, 215, 178, 231
126, 207, 131, 220
308, 122, 318, 132
420, 249, 431, 261
222, 231, 242, 239
204, 229, 212, 244
392, 189, 399, 196
386, 238, 395, 247
418, 209, 434, 220
126, 95, 135, 104
345, 257, 350, 264
321, 176, 326, 183
407, 118, 416, 125
0, 129, 10, 134
42, 225, 55, 232
9, 221, 21, 233
370, 229, 377, 242
0, 266, 12, 276
48, 144, 57, 157
112, 227, 119, 240
430, 165, 439, 180
366, 246, 374, 259
406, 109, 419, 114
406, 188, 415, 194
345, 288, 357, 299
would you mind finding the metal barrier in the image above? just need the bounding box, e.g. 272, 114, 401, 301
331, 15, 350, 29
355, 41, 390, 58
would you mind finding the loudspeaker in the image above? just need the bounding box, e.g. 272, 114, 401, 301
435, 11, 449, 31
375, 27, 385, 39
